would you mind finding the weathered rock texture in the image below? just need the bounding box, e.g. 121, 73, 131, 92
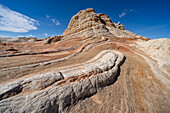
0, 8, 169, 113
0, 50, 125, 113
0, 37, 39, 42
44, 36, 63, 44
62, 8, 148, 40
137, 38, 170, 87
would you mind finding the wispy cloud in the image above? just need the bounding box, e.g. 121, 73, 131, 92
119, 12, 126, 18
46, 15, 50, 19
119, 9, 135, 18
43, 33, 48, 36
51, 19, 60, 25
18, 35, 24, 37
46, 15, 60, 26
26, 35, 35, 37
0, 4, 39, 32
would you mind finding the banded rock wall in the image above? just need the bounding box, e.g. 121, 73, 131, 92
62, 8, 148, 40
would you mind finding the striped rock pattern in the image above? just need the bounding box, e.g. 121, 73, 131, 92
0, 50, 125, 113
62, 8, 148, 40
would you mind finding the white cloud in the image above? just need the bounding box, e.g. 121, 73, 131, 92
26, 35, 36, 37
45, 14, 60, 26
51, 19, 55, 23
55, 20, 60, 25
51, 19, 60, 25
18, 35, 24, 37
119, 12, 126, 18
27, 35, 33, 37
119, 9, 135, 18
43, 33, 48, 36
0, 4, 39, 32
17, 35, 36, 38
46, 15, 50, 19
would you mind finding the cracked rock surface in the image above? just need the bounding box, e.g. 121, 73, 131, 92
0, 50, 125, 113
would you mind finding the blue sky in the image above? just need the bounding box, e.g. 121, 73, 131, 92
0, 0, 169, 39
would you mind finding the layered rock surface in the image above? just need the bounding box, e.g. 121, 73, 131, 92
62, 8, 148, 40
0, 8, 169, 113
0, 50, 125, 113
137, 38, 170, 88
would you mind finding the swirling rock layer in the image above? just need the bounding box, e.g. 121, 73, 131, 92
0, 8, 169, 113
0, 50, 125, 113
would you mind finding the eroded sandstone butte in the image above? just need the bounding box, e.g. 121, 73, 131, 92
62, 8, 149, 40
0, 8, 169, 113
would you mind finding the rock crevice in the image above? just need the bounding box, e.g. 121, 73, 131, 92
0, 50, 125, 113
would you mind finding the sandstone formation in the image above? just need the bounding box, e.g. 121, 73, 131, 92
137, 38, 170, 85
0, 37, 39, 42
44, 36, 63, 44
137, 38, 170, 61
0, 38, 21, 42
0, 50, 125, 112
0, 8, 169, 113
62, 8, 148, 40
